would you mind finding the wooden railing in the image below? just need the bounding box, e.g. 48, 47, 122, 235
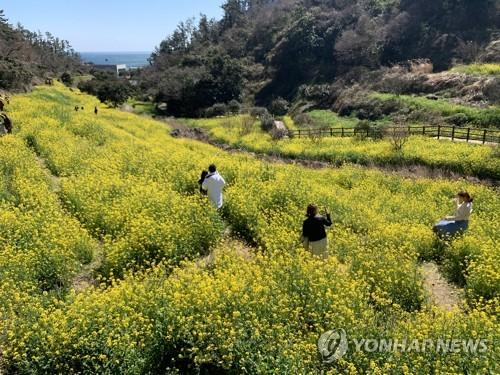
289, 125, 500, 145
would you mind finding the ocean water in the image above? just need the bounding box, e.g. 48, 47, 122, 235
80, 52, 151, 68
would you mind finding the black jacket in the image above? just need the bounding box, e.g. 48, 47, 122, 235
302, 214, 332, 242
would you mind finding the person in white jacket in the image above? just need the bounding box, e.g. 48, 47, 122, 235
202, 164, 226, 209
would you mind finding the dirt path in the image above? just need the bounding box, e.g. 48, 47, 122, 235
197, 224, 254, 268
421, 262, 463, 311
72, 244, 105, 292
35, 156, 61, 193
163, 118, 499, 187
33, 153, 104, 292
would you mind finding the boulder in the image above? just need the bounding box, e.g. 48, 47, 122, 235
271, 120, 289, 139
479, 40, 500, 63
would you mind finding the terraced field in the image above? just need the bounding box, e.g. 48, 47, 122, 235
0, 84, 498, 374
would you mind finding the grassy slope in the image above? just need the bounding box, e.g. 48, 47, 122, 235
451, 63, 500, 76
370, 92, 500, 128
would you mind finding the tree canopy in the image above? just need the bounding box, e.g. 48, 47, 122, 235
0, 9, 82, 90
139, 0, 498, 116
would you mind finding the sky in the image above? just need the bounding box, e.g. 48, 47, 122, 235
1, 0, 225, 52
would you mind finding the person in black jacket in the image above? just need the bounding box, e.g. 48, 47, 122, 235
198, 170, 208, 195
301, 204, 332, 259
0, 113, 12, 135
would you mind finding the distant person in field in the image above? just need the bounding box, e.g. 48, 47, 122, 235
301, 204, 332, 259
0, 113, 12, 135
202, 164, 226, 209
0, 99, 4, 111
433, 191, 473, 238
198, 170, 209, 195
94, 106, 98, 115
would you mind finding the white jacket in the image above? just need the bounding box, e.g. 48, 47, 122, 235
202, 172, 226, 209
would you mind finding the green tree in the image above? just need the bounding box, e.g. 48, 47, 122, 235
60, 72, 73, 86
96, 80, 133, 107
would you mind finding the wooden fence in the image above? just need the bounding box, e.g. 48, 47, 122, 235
289, 125, 500, 145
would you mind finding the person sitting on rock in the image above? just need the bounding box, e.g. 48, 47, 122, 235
433, 191, 473, 239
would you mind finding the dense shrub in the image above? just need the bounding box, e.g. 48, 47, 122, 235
78, 74, 134, 107
260, 113, 275, 131
268, 97, 289, 116
249, 106, 269, 118
60, 72, 73, 87
204, 103, 228, 117
0, 59, 33, 90
292, 112, 314, 127
227, 99, 241, 114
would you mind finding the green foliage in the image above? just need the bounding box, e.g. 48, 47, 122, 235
292, 112, 314, 127
139, 0, 497, 111
260, 112, 274, 131
308, 110, 360, 129
372, 93, 500, 128
60, 72, 73, 87
451, 63, 500, 76
0, 10, 82, 90
78, 74, 134, 107
268, 97, 289, 116
204, 103, 228, 117
249, 106, 269, 118
227, 99, 241, 114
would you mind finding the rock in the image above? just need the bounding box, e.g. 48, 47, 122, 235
170, 129, 181, 138
479, 39, 500, 63
271, 120, 289, 139
121, 104, 134, 112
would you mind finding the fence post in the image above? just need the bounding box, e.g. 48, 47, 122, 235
451, 126, 455, 141
437, 125, 441, 139
341, 127, 344, 137
466, 128, 470, 143
422, 126, 426, 136
330, 128, 333, 137
483, 130, 487, 144
298, 129, 301, 138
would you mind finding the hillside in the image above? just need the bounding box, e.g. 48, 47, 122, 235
0, 83, 498, 373
138, 0, 499, 116
0, 9, 82, 91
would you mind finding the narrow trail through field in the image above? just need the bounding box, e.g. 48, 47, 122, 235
32, 151, 105, 292
161, 118, 499, 187
421, 262, 463, 311
35, 156, 61, 193
197, 224, 254, 268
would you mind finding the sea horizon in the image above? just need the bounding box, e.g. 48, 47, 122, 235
80, 51, 151, 68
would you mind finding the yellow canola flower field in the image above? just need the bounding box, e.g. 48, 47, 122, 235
0, 83, 498, 374
184, 116, 500, 180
